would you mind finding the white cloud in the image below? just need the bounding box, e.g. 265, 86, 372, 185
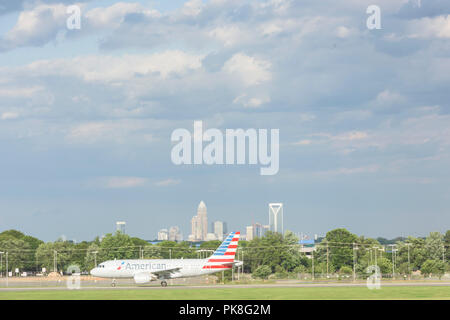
222, 53, 272, 86
103, 176, 148, 188
23, 51, 203, 82
408, 15, 450, 39
233, 93, 271, 108
2, 4, 68, 49
181, 0, 203, 16
299, 113, 316, 122
332, 110, 372, 123
85, 2, 160, 29
258, 18, 305, 37
293, 131, 368, 149
293, 139, 312, 146
1, 2, 161, 51
1, 112, 20, 120
0, 86, 45, 98
310, 131, 369, 142
154, 179, 181, 187
66, 120, 156, 144
209, 25, 243, 47
333, 131, 369, 141
317, 165, 380, 176
312, 110, 450, 153
83, 2, 161, 30
335, 26, 358, 38
374, 90, 407, 106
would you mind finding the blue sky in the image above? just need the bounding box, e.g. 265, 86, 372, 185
0, 0, 449, 241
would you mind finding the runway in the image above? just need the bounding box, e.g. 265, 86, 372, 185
1, 281, 449, 291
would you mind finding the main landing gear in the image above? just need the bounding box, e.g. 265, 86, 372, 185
161, 280, 167, 287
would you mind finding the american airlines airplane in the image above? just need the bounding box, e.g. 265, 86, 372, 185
90, 231, 240, 287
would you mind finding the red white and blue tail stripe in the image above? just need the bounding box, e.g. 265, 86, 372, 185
203, 232, 240, 269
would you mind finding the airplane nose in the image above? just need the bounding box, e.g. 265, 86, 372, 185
90, 268, 99, 277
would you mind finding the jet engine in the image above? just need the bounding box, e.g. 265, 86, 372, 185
133, 273, 156, 284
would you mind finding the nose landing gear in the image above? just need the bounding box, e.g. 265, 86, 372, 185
161, 280, 167, 287
111, 279, 116, 287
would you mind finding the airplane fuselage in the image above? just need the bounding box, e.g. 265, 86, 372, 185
91, 258, 225, 279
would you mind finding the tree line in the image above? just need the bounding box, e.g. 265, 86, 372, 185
0, 228, 448, 278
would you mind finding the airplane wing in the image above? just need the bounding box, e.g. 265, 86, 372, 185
151, 267, 182, 279
208, 260, 242, 266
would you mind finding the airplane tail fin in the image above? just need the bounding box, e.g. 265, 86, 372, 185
202, 231, 240, 270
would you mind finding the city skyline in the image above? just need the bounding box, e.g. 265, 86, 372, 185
2, 195, 444, 242
155, 201, 279, 242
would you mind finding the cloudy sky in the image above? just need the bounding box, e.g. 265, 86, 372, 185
0, 0, 449, 241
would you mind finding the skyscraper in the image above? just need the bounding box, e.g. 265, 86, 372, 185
169, 226, 182, 241
116, 221, 126, 234
253, 222, 263, 238
198, 201, 208, 240
269, 203, 283, 234
246, 225, 254, 241
191, 215, 200, 240
189, 201, 208, 241
213, 221, 224, 241
157, 229, 168, 240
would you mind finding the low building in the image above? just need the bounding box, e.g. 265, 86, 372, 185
157, 229, 169, 241
205, 233, 217, 241
246, 226, 254, 241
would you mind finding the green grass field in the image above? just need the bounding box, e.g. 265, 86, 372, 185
0, 286, 449, 300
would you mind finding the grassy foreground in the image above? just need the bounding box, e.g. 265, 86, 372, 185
0, 286, 449, 300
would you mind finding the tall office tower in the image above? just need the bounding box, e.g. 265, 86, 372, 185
253, 223, 263, 238
246, 225, 254, 241
116, 221, 126, 234
189, 201, 208, 241
191, 215, 200, 240
198, 201, 208, 240
223, 222, 228, 235
169, 226, 182, 241
157, 229, 169, 240
213, 221, 224, 241
269, 203, 283, 234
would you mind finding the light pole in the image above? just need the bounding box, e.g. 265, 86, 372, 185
406, 243, 411, 279
353, 243, 358, 282
443, 245, 445, 264
53, 250, 57, 273
0, 252, 3, 278
364, 247, 370, 266
92, 251, 98, 267
373, 246, 378, 268
389, 245, 395, 279
231, 263, 234, 282
242, 250, 244, 276
6, 252, 8, 287
238, 250, 240, 280
326, 243, 329, 278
